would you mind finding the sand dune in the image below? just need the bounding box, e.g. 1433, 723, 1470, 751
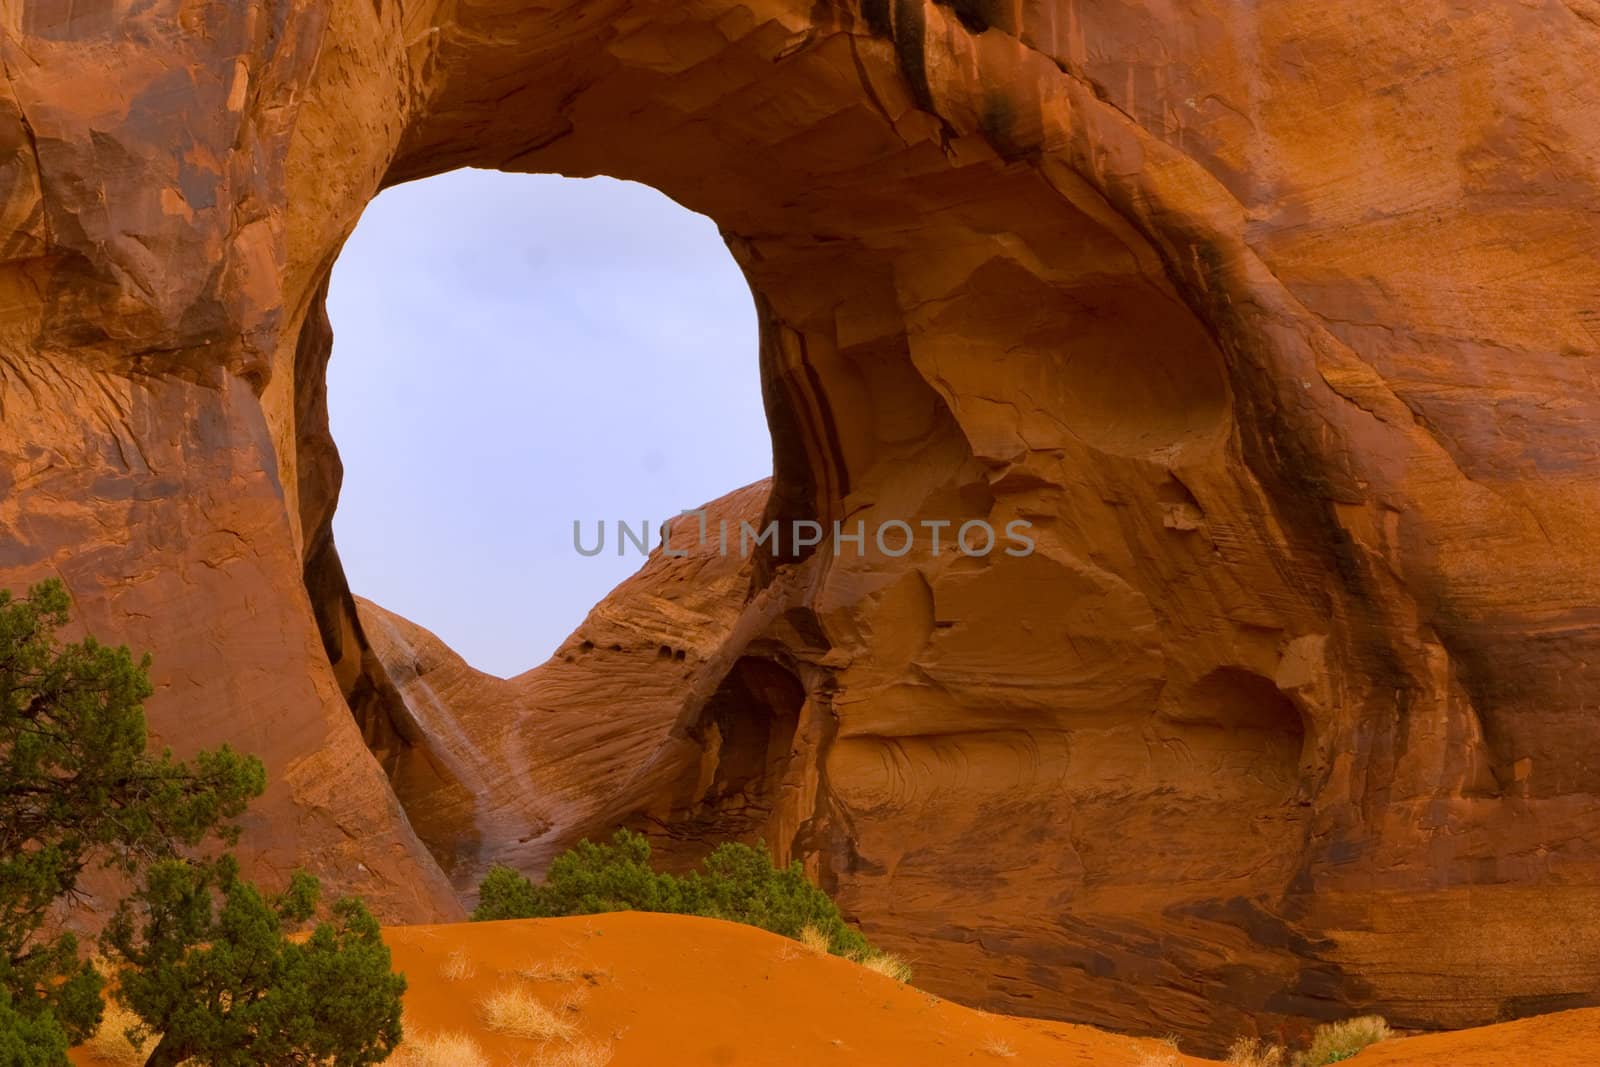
385, 913, 1208, 1066
73, 912, 1600, 1065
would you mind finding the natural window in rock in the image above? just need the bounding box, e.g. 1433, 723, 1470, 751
327, 169, 769, 677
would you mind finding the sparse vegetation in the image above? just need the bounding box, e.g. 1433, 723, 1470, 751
982, 1036, 1017, 1057
1294, 1016, 1391, 1065
1134, 1035, 1183, 1067
516, 959, 585, 983
860, 952, 914, 983
390, 1029, 490, 1067
1229, 1035, 1288, 1067
441, 947, 477, 982
797, 924, 832, 954
479, 987, 579, 1043
474, 830, 902, 977
534, 1040, 614, 1067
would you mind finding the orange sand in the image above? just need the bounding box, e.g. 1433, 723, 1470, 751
1352, 1008, 1600, 1067
70, 912, 1600, 1065
383, 913, 1208, 1066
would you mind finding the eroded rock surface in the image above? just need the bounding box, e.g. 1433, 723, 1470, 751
4, 0, 1600, 1049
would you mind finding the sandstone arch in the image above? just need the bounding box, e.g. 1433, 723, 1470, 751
3, 0, 1600, 1049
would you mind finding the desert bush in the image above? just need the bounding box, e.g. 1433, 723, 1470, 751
797, 925, 832, 954
475, 832, 684, 920
104, 854, 406, 1067
390, 1030, 489, 1067
859, 952, 914, 983
535, 1041, 614, 1067
1134, 1035, 1182, 1067
440, 947, 476, 982
1229, 1035, 1287, 1067
479, 987, 578, 1042
516, 959, 584, 983
474, 830, 885, 966
1294, 1016, 1391, 1065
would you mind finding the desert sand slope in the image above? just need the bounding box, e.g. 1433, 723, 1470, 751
387, 915, 1600, 1066
72, 913, 1600, 1065
384, 913, 1211, 1066
1350, 1008, 1600, 1067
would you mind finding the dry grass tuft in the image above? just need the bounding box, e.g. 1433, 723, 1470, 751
1134, 1034, 1183, 1067
1295, 1015, 1391, 1066
390, 1030, 490, 1067
797, 924, 832, 955
859, 952, 914, 983
439, 947, 477, 982
516, 959, 584, 983
528, 1040, 615, 1067
81, 1000, 149, 1065
1133, 1051, 1181, 1067
480, 986, 580, 1042
982, 1036, 1017, 1058
1229, 1036, 1287, 1067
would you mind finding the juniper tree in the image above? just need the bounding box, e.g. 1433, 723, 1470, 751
102, 855, 405, 1067
0, 579, 264, 1056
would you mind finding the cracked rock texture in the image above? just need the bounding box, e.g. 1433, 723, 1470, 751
3, 0, 1600, 1050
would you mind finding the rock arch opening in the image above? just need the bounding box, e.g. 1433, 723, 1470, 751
322, 169, 770, 678
292, 169, 789, 883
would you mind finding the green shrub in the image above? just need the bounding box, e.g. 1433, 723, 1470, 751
694, 840, 872, 958
474, 830, 882, 967
477, 830, 689, 920
104, 855, 405, 1067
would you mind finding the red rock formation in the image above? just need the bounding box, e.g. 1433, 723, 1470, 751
352, 481, 789, 884
4, 0, 1600, 1050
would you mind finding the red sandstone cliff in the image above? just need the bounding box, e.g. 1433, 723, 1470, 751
4, 0, 1600, 1050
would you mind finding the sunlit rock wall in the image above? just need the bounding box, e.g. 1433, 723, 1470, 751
3, 0, 1598, 1047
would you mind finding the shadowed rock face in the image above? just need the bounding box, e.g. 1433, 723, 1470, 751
3, 0, 1600, 1049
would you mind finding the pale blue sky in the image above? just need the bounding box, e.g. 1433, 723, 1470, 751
326, 169, 770, 678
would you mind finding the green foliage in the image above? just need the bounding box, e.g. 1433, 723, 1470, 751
102, 855, 406, 1067
0, 580, 403, 1066
695, 841, 872, 958
0, 579, 264, 1047
0, 985, 69, 1066
473, 830, 878, 963
476, 831, 689, 920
